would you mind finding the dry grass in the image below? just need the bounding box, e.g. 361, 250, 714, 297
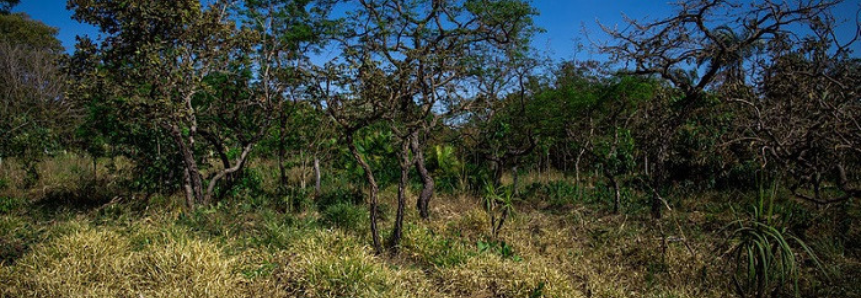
1, 156, 856, 298
1, 224, 245, 298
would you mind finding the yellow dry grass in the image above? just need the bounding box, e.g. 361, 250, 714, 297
0, 159, 842, 298
2, 224, 244, 298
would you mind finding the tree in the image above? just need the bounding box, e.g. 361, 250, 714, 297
464, 46, 543, 190
316, 60, 391, 255
68, 0, 334, 208
599, 0, 840, 218
725, 16, 860, 205
0, 12, 68, 185
321, 0, 538, 253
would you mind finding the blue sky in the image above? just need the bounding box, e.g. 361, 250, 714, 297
13, 0, 861, 62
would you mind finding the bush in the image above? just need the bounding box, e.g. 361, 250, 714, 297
226, 168, 265, 198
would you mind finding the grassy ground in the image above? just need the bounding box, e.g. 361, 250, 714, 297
0, 155, 859, 298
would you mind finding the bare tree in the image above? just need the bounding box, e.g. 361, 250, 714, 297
723, 7, 860, 204
598, 0, 842, 218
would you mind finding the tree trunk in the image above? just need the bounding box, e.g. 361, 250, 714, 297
491, 159, 504, 188
410, 135, 434, 219
608, 173, 621, 214
169, 125, 204, 208
575, 148, 584, 186
347, 133, 383, 254
644, 155, 649, 176
651, 153, 665, 219
182, 169, 195, 209
204, 143, 254, 206
314, 156, 321, 196
300, 150, 307, 189
512, 165, 519, 197
278, 111, 287, 189
389, 140, 411, 251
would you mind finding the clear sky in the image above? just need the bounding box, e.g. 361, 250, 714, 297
12, 0, 861, 62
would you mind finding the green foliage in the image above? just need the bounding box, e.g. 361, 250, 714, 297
224, 168, 264, 198
0, 12, 62, 51
477, 240, 523, 262
341, 127, 400, 186
483, 183, 515, 237
724, 183, 824, 297
0, 196, 24, 214
0, 13, 66, 165
427, 145, 464, 192
522, 180, 580, 207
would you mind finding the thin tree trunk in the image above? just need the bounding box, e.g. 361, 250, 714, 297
389, 139, 410, 251
644, 155, 649, 176
491, 160, 504, 188
314, 155, 321, 196
183, 169, 195, 209
410, 135, 434, 219
608, 173, 621, 214
512, 165, 519, 197
575, 147, 585, 185
169, 125, 203, 208
347, 133, 382, 254
651, 151, 666, 219
300, 149, 307, 189
278, 110, 287, 188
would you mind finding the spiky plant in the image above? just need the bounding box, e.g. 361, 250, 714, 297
723, 182, 823, 298
483, 183, 515, 239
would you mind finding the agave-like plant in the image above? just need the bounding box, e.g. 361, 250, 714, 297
483, 183, 515, 238
723, 182, 824, 298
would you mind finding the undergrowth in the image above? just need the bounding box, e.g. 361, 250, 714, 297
0, 158, 858, 298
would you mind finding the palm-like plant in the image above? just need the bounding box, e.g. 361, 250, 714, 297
483, 183, 514, 238
723, 183, 824, 298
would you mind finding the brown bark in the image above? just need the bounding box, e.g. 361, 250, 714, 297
410, 135, 434, 219
389, 139, 411, 251
169, 124, 204, 208
608, 173, 621, 214
347, 133, 383, 254
203, 142, 253, 204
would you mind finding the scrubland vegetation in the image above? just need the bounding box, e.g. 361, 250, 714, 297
2, 0, 860, 297
2, 157, 858, 298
